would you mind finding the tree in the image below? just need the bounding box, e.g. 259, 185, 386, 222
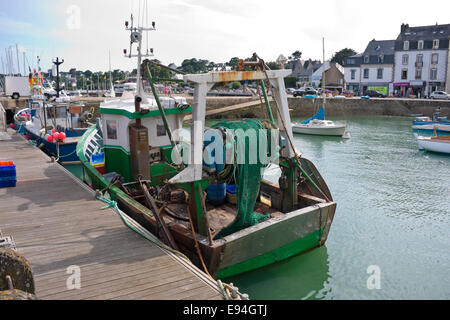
331, 48, 357, 66
181, 58, 209, 74
291, 50, 302, 60
231, 82, 242, 90
266, 62, 281, 70
226, 57, 240, 70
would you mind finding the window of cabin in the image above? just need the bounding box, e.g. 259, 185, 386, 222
377, 68, 383, 79
432, 39, 439, 49
401, 69, 408, 80
431, 53, 439, 64
430, 68, 437, 80
351, 69, 356, 80
157, 124, 167, 137
363, 69, 369, 79
403, 41, 409, 50
418, 40, 424, 50
106, 120, 118, 140
402, 54, 409, 65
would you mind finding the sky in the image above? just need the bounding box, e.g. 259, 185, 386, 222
1, 0, 450, 74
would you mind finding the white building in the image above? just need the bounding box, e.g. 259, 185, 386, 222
344, 40, 395, 95
393, 23, 450, 97
344, 54, 362, 94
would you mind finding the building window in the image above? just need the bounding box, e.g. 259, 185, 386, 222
351, 69, 356, 80
106, 120, 118, 140
401, 69, 408, 80
377, 68, 383, 79
415, 69, 422, 80
430, 68, 437, 80
378, 55, 384, 64
432, 39, 439, 49
403, 41, 409, 50
431, 53, 439, 64
364, 55, 369, 63
402, 54, 409, 65
363, 69, 369, 79
418, 40, 424, 50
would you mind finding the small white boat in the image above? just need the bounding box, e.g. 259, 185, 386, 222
293, 119, 347, 136
417, 135, 450, 154
412, 124, 450, 132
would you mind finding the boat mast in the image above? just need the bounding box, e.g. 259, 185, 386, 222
322, 37, 326, 109
124, 9, 155, 102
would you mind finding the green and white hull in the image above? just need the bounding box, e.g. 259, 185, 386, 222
77, 125, 336, 278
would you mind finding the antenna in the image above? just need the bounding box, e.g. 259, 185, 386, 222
124, 0, 155, 98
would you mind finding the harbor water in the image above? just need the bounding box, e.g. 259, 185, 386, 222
65, 116, 450, 300
225, 115, 450, 300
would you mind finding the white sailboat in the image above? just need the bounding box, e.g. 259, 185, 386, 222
292, 38, 347, 137
103, 51, 116, 98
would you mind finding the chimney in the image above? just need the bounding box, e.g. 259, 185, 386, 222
401, 23, 409, 33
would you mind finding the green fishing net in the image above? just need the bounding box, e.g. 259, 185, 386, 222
212, 119, 274, 239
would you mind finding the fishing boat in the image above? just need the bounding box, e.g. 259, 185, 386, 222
292, 38, 347, 137
77, 16, 336, 279
19, 99, 92, 163
413, 108, 450, 127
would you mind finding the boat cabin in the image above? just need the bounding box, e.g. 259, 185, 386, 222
99, 94, 192, 182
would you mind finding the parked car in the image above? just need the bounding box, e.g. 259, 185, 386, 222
286, 88, 296, 95
293, 87, 318, 97
364, 90, 386, 98
430, 91, 450, 100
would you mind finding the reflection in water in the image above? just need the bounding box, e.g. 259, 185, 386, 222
224, 246, 331, 300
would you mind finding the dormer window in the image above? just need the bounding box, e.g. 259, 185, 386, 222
378, 55, 384, 64
433, 39, 439, 49
403, 41, 409, 50
364, 55, 369, 63
418, 40, 424, 50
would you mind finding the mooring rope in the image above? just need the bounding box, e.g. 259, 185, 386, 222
95, 194, 246, 300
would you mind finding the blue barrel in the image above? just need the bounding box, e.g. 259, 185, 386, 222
206, 183, 226, 206
226, 185, 237, 195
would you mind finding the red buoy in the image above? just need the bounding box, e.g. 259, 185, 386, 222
52, 128, 56, 134
9, 123, 15, 129
59, 132, 66, 141
53, 132, 60, 141
47, 135, 54, 143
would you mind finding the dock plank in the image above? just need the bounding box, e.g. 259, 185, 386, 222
0, 131, 223, 300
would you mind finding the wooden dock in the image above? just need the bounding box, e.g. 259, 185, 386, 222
0, 130, 223, 300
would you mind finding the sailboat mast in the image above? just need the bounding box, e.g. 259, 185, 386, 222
322, 37, 326, 108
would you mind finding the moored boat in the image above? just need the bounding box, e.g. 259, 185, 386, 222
417, 135, 450, 154
293, 115, 347, 136
77, 17, 337, 279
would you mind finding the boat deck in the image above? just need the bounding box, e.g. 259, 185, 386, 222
0, 130, 223, 300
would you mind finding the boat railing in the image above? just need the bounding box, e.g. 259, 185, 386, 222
0, 102, 6, 132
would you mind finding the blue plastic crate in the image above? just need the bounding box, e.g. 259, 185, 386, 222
0, 165, 17, 188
